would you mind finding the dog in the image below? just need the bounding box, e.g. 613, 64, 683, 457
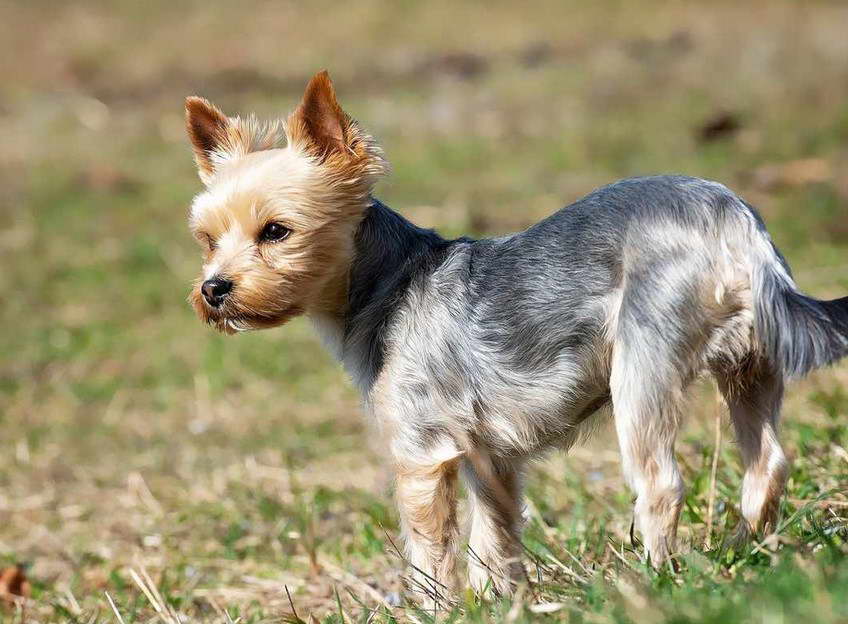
184, 70, 848, 600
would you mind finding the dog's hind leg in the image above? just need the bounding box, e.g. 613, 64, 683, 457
462, 454, 525, 596
715, 363, 787, 537
610, 328, 687, 565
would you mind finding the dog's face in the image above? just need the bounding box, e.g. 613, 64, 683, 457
185, 71, 386, 334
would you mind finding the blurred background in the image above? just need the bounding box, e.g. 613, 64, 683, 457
1, 1, 847, 621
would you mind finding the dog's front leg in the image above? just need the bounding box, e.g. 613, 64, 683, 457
462, 454, 525, 597
395, 446, 462, 607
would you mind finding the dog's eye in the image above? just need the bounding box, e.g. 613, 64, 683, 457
260, 222, 291, 242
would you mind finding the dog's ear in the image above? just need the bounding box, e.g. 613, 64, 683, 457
287, 71, 352, 160
185, 96, 232, 185
286, 71, 387, 189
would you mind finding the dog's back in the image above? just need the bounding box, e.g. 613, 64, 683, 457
470, 174, 848, 385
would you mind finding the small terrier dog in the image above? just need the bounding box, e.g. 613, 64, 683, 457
185, 71, 848, 599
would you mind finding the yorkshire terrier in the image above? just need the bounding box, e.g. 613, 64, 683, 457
185, 71, 848, 600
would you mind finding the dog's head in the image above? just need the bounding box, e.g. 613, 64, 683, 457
185, 71, 386, 334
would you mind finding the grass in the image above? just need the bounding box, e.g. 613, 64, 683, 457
1, 1, 847, 621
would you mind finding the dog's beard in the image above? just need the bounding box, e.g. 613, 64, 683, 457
190, 289, 300, 335
206, 309, 301, 334
220, 317, 252, 334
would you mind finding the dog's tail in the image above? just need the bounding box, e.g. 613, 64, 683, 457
751, 226, 848, 378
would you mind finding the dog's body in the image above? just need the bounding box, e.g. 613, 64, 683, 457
185, 72, 848, 600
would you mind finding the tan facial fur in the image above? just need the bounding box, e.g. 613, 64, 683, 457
185, 71, 387, 334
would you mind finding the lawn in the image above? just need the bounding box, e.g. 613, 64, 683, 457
1, 1, 847, 622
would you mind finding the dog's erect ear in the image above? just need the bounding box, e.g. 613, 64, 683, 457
185, 96, 232, 184
186, 97, 285, 185
286, 71, 388, 189
287, 71, 351, 160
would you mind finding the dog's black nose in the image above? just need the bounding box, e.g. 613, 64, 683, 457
201, 278, 233, 307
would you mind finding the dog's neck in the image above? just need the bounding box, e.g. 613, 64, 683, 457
309, 198, 451, 392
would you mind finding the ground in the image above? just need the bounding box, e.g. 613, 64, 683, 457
1, 1, 848, 622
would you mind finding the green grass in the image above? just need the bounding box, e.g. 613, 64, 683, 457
1, 1, 847, 621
